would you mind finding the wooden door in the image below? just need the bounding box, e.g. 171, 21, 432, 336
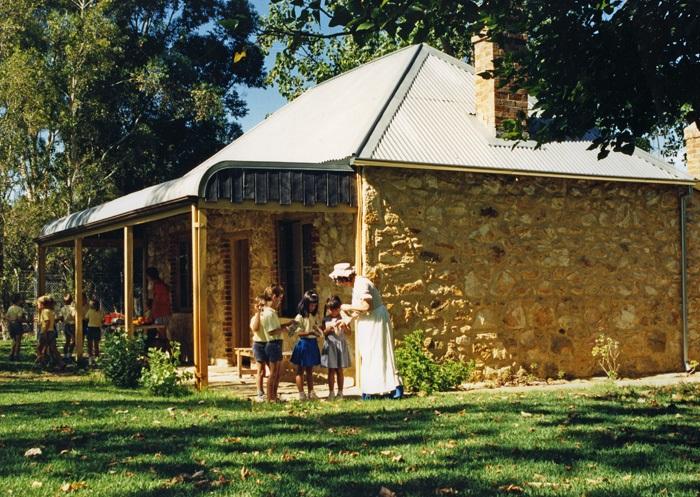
232, 238, 250, 349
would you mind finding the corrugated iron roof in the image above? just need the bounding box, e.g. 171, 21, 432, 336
366, 46, 691, 183
40, 43, 693, 240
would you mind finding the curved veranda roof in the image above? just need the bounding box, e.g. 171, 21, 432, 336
40, 43, 694, 242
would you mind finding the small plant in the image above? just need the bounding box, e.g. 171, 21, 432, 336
395, 330, 474, 395
100, 329, 146, 388
140, 341, 192, 396
557, 370, 567, 380
591, 334, 621, 380
688, 359, 698, 375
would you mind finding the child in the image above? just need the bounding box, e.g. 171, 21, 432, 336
260, 285, 288, 402
249, 296, 268, 402
60, 294, 76, 361
85, 299, 104, 366
35, 296, 64, 370
6, 294, 25, 360
290, 291, 322, 400
321, 295, 352, 400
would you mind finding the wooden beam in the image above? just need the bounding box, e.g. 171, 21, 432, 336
39, 205, 192, 247
37, 245, 46, 297
200, 199, 356, 214
74, 238, 84, 359
354, 168, 364, 390
124, 226, 134, 336
191, 205, 208, 389
198, 208, 209, 388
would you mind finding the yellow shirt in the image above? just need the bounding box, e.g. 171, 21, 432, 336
61, 304, 76, 324
86, 308, 104, 328
293, 313, 320, 336
261, 307, 282, 339
6, 305, 24, 322
40, 308, 55, 332
251, 313, 268, 343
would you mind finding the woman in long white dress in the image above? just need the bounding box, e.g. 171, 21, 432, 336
329, 262, 403, 399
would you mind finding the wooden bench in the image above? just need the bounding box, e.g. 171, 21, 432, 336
234, 347, 292, 377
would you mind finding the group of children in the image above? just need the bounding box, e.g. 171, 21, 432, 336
5, 293, 105, 369
250, 286, 352, 402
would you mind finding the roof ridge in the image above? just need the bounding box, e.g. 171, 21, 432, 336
356, 45, 428, 158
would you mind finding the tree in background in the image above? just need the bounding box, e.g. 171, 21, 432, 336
261, 0, 699, 159
0, 0, 265, 302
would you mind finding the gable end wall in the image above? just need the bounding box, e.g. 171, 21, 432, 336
362, 167, 686, 378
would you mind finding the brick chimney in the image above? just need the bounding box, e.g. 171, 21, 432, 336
684, 123, 700, 179
471, 33, 528, 135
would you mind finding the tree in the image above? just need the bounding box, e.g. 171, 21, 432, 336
0, 0, 265, 301
262, 0, 699, 158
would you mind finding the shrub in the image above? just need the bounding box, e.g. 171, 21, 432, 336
140, 341, 192, 396
395, 330, 474, 395
100, 329, 146, 388
591, 334, 621, 380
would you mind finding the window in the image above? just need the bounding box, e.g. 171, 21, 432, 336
278, 221, 314, 317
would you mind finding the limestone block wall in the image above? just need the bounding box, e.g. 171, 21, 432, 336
206, 209, 355, 375
362, 167, 685, 378
145, 209, 356, 375
685, 194, 700, 363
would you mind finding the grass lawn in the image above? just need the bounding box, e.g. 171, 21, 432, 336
1, 339, 699, 497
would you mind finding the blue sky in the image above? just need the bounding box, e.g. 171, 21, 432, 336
237, 0, 288, 132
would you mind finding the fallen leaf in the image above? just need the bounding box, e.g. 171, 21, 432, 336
31, 481, 43, 488
224, 437, 242, 444
520, 411, 533, 417
24, 448, 42, 457
498, 484, 524, 493
240, 466, 250, 481
60, 481, 87, 493
166, 407, 177, 416
380, 450, 393, 456
435, 487, 458, 495
191, 470, 205, 479
379, 486, 397, 497
391, 454, 403, 462
115, 409, 129, 414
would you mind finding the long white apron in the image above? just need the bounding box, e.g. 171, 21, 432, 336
356, 305, 401, 394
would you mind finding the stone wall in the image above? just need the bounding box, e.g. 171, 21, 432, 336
206, 209, 356, 377
685, 193, 700, 363
362, 167, 686, 378
144, 214, 193, 360
144, 209, 356, 378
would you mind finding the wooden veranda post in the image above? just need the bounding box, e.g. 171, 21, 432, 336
192, 205, 209, 389
37, 245, 46, 297
354, 168, 364, 389
74, 238, 84, 358
124, 226, 134, 336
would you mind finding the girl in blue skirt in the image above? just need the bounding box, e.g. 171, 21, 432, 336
290, 290, 322, 400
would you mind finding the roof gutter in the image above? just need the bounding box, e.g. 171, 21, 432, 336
680, 186, 692, 371
36, 197, 197, 246
353, 158, 697, 186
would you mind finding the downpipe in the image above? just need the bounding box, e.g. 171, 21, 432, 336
680, 186, 692, 371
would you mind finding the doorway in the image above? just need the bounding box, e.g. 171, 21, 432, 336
232, 238, 250, 350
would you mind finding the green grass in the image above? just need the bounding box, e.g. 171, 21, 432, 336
1, 338, 699, 497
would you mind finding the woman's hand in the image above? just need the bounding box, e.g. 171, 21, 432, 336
340, 304, 353, 312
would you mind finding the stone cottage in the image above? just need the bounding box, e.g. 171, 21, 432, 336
38, 40, 698, 387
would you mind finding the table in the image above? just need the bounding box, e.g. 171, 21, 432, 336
234, 347, 292, 377
135, 324, 168, 350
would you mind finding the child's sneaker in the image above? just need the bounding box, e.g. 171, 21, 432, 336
327, 391, 335, 401
308, 390, 318, 400
255, 391, 265, 403
298, 391, 307, 401
336, 392, 344, 400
